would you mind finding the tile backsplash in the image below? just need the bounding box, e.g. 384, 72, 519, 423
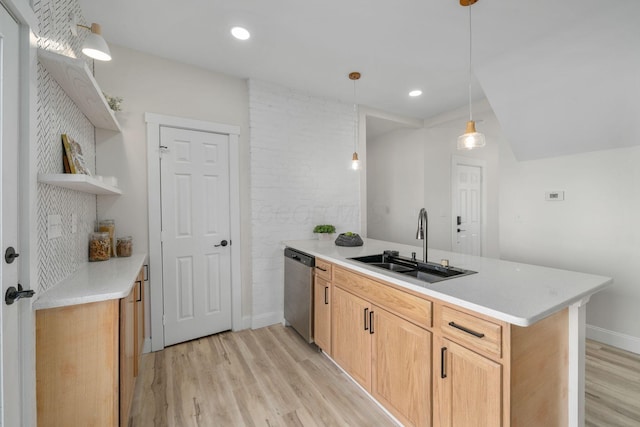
35, 0, 97, 291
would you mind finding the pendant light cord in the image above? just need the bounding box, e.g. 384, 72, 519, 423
468, 3, 473, 122
353, 79, 358, 152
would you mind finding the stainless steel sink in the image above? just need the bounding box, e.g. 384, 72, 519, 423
349, 251, 476, 284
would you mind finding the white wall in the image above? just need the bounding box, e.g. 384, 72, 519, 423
499, 143, 640, 353
94, 44, 251, 332
367, 101, 500, 259
367, 128, 426, 246
249, 79, 360, 328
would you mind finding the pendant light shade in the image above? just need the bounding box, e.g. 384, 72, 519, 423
349, 72, 361, 171
79, 23, 112, 61
457, 120, 486, 150
458, 0, 484, 150
351, 152, 360, 170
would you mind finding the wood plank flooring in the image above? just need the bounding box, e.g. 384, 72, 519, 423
129, 325, 397, 426
585, 340, 640, 427
130, 326, 640, 426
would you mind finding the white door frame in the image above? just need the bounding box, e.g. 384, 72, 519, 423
1, 1, 37, 426
145, 113, 242, 351
450, 155, 487, 256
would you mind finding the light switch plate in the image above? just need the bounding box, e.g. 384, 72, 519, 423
48, 214, 62, 239
545, 191, 565, 201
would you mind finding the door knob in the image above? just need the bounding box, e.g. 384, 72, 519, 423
214, 240, 228, 247
5, 284, 35, 305
5, 247, 19, 264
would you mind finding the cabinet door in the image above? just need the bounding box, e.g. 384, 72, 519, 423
332, 286, 372, 390
120, 289, 136, 427
436, 338, 502, 427
36, 301, 119, 427
134, 268, 145, 376
372, 306, 432, 427
313, 276, 332, 354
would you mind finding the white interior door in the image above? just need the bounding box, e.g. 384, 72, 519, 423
452, 159, 483, 256
160, 126, 232, 346
0, 5, 24, 426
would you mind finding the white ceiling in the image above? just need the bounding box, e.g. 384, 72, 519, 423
79, 0, 640, 159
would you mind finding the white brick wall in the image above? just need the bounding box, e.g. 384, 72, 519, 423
249, 79, 361, 327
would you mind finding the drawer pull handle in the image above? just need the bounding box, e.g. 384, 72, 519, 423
136, 280, 142, 302
441, 347, 447, 378
364, 308, 369, 330
316, 266, 327, 272
324, 286, 328, 304
369, 310, 374, 334
448, 321, 485, 338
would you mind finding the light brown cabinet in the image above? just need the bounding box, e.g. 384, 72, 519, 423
313, 275, 332, 354
313, 258, 332, 354
332, 267, 432, 427
332, 286, 372, 388
371, 306, 431, 427
433, 303, 569, 427
119, 287, 136, 427
322, 261, 569, 427
134, 268, 145, 375
36, 267, 145, 427
435, 338, 501, 427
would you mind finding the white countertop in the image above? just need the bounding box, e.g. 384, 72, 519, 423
283, 238, 612, 326
33, 253, 147, 310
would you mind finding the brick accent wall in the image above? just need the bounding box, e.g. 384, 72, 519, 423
249, 79, 361, 327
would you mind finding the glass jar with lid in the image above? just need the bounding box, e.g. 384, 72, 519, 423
89, 232, 111, 261
98, 219, 116, 257
116, 236, 133, 257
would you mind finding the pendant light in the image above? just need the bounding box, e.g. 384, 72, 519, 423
457, 0, 485, 150
349, 72, 361, 170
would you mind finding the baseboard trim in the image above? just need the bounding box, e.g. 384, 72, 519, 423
240, 315, 252, 330
251, 311, 283, 330
587, 324, 640, 355
142, 337, 152, 354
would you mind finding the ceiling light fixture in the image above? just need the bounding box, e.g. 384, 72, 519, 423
76, 22, 112, 61
457, 0, 485, 150
409, 90, 423, 97
231, 26, 251, 41
349, 72, 361, 171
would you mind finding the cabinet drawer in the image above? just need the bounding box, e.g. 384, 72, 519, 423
334, 267, 432, 329
440, 306, 502, 357
315, 258, 332, 281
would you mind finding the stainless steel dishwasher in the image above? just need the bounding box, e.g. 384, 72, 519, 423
284, 247, 315, 343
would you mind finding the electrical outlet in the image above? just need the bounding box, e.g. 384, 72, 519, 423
71, 213, 77, 234
48, 215, 62, 239
545, 191, 565, 201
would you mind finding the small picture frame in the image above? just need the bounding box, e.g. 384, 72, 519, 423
61, 134, 91, 175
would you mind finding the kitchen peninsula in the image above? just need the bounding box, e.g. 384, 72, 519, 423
284, 238, 611, 427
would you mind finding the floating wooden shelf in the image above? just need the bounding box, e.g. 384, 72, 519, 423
38, 174, 122, 195
37, 49, 121, 132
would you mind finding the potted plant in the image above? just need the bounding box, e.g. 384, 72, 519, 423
313, 224, 336, 240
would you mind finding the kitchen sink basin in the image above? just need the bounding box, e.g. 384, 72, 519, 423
367, 262, 415, 273
349, 251, 476, 284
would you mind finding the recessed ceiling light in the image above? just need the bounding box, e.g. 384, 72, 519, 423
409, 90, 422, 97
231, 26, 251, 41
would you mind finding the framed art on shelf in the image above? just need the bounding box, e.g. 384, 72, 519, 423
61, 134, 91, 175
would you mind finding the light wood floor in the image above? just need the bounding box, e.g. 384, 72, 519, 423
130, 326, 640, 427
129, 325, 397, 426
585, 339, 640, 427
